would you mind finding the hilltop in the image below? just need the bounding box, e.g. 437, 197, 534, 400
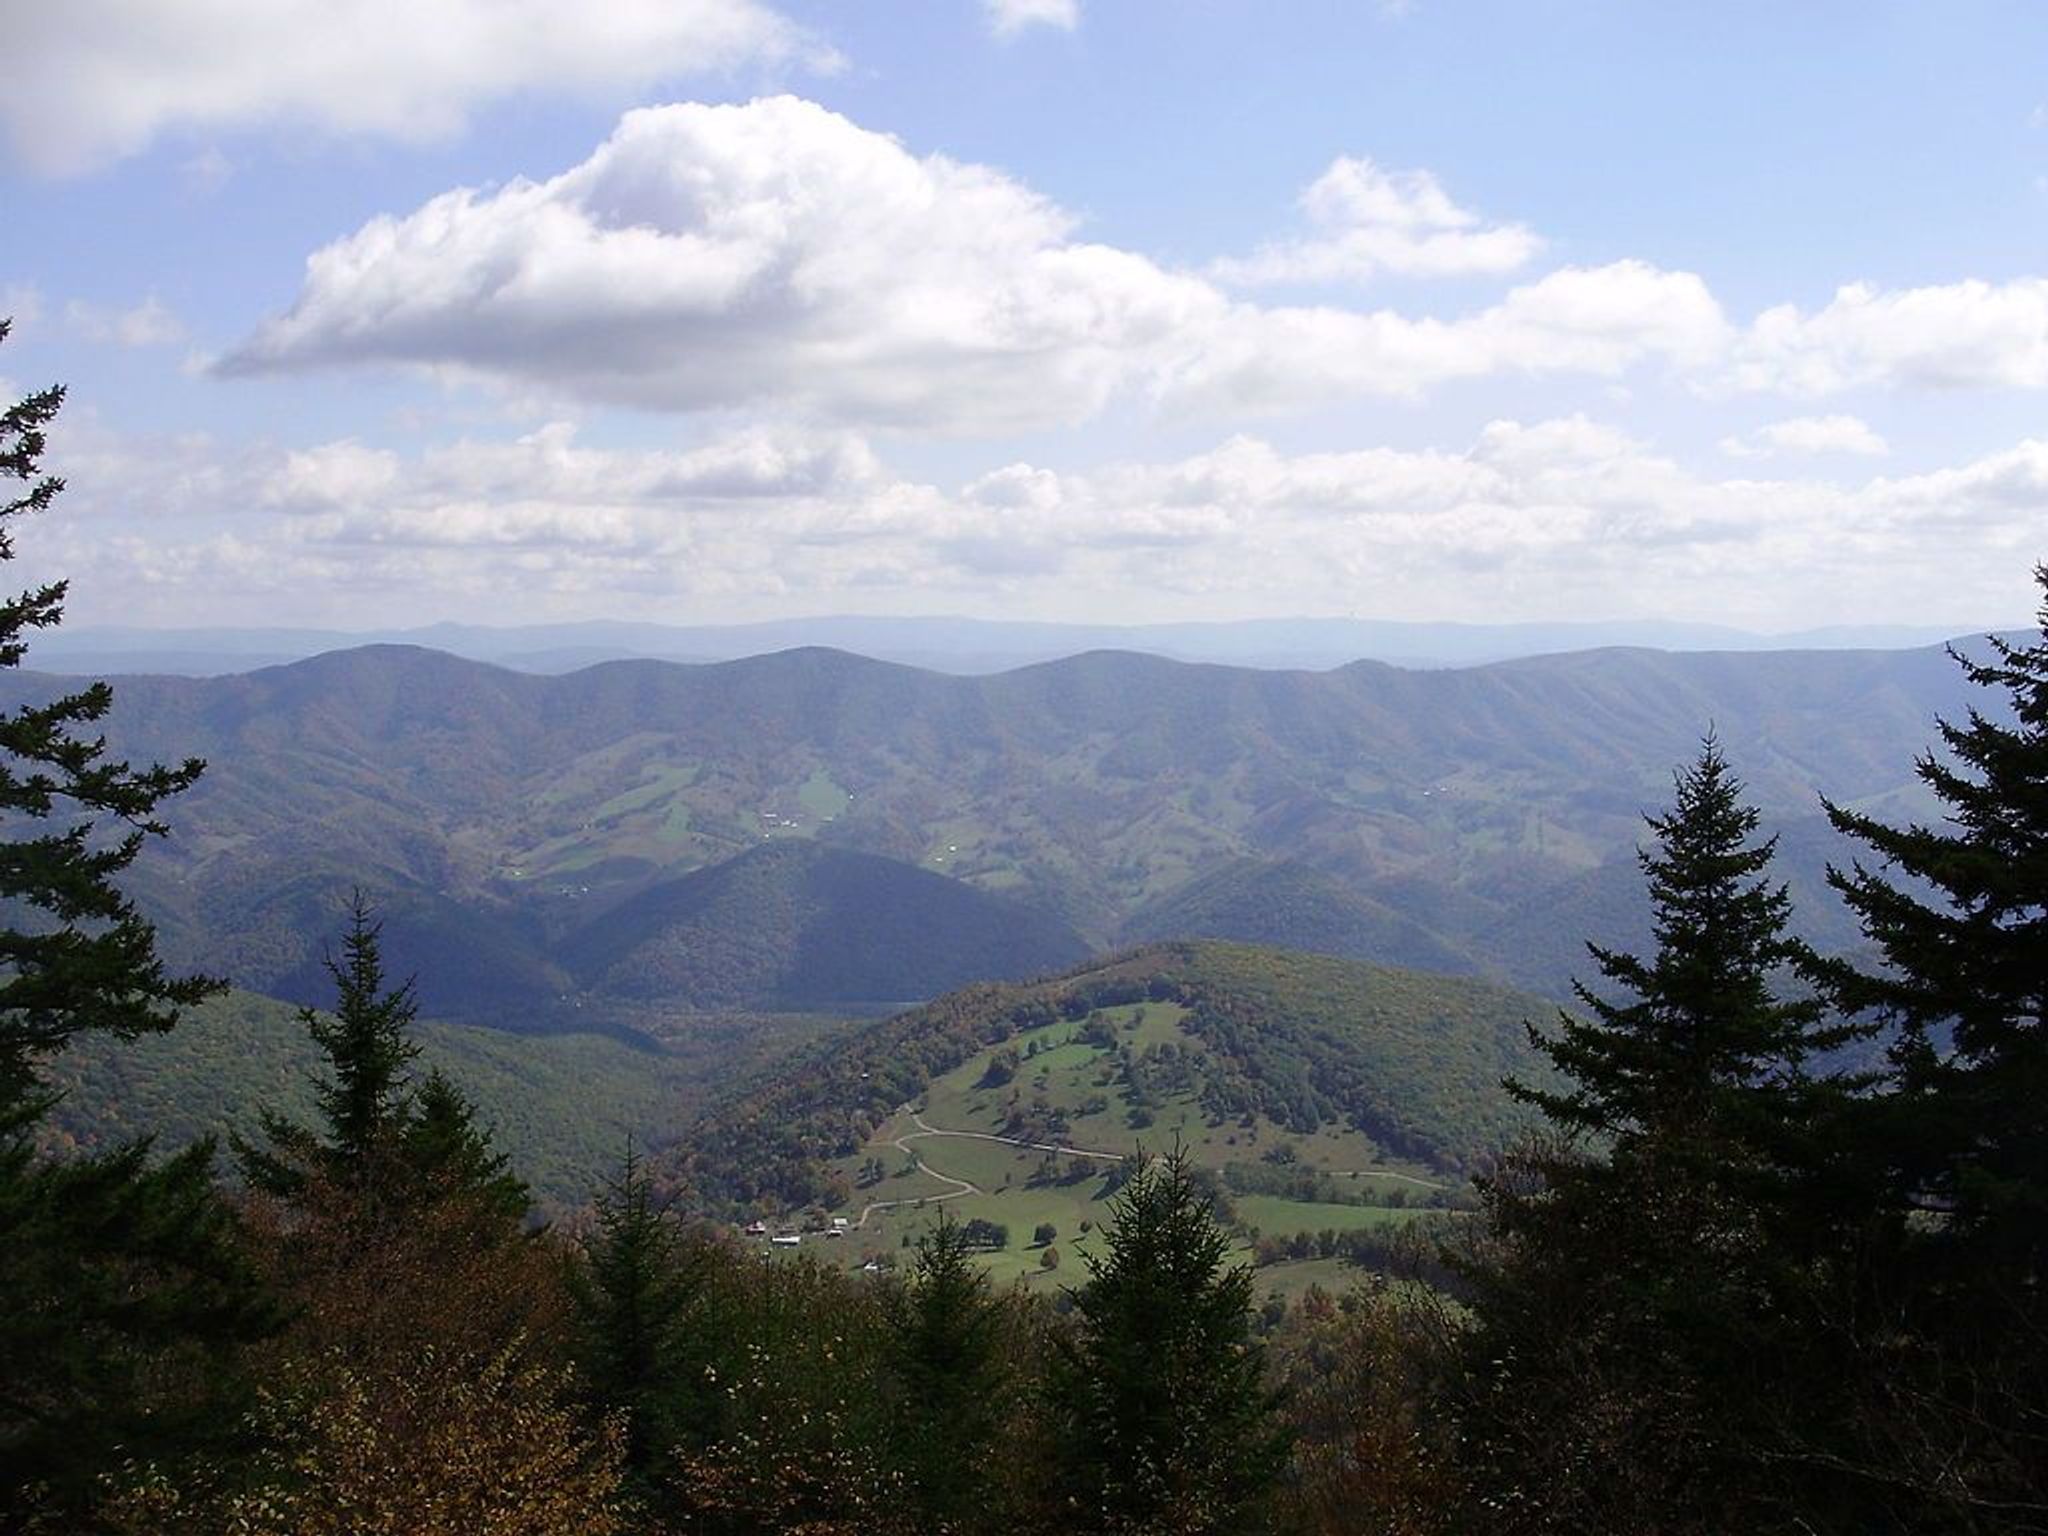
2, 637, 1988, 1028
672, 940, 1555, 1286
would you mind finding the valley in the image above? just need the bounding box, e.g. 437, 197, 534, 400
5, 636, 1984, 1034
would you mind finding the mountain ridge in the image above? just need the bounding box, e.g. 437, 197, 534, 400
34, 610, 2004, 678
7, 635, 2006, 1027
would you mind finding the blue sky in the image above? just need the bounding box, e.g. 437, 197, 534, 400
3, 0, 2045, 631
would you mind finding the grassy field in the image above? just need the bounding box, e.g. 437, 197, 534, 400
768, 994, 1442, 1296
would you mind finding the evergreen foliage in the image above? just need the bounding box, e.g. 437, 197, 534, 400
1821, 568, 2048, 1525
401, 1067, 531, 1224
0, 1104, 278, 1523
1826, 572, 2048, 1269
884, 1214, 1011, 1533
1460, 739, 1868, 1532
1052, 1145, 1285, 1535
304, 893, 421, 1170
571, 1145, 701, 1488
0, 323, 274, 1531
236, 892, 528, 1222
0, 317, 219, 1100
1513, 734, 1859, 1170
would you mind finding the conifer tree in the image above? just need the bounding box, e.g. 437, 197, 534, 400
236, 892, 525, 1223
0, 321, 274, 1526
0, 318, 218, 1102
886, 1212, 1010, 1533
1826, 568, 2048, 1273
1821, 568, 2048, 1523
236, 892, 421, 1198
1459, 738, 1865, 1533
1052, 1145, 1284, 1535
238, 892, 420, 1192
402, 1066, 530, 1223
572, 1144, 700, 1490
1513, 734, 1857, 1173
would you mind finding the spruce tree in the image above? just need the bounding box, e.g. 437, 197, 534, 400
401, 1067, 530, 1223
1513, 734, 1856, 1171
1052, 1145, 1284, 1535
571, 1144, 700, 1493
0, 321, 274, 1526
886, 1212, 1010, 1533
0, 318, 218, 1102
1826, 569, 2048, 1273
236, 892, 527, 1227
1821, 568, 2048, 1523
235, 891, 422, 1199
1460, 738, 1865, 1533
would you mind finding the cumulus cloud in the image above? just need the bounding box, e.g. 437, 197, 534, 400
1720, 414, 1889, 460
223, 99, 1724, 432
1731, 278, 2048, 394
985, 0, 1079, 36
1212, 156, 1541, 286
43, 411, 2045, 633
222, 98, 1215, 431
66, 296, 185, 348
4, 0, 829, 175
1160, 260, 1728, 417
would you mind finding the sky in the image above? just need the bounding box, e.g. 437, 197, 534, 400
3, 0, 2046, 634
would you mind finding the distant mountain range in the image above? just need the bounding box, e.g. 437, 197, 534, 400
33, 612, 1990, 678
11, 634, 2007, 1026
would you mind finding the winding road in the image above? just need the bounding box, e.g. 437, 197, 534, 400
847, 1108, 1451, 1229
850, 1111, 1129, 1230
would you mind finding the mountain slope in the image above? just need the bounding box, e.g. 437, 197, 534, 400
39, 989, 841, 1211
674, 940, 1557, 1216
560, 840, 1090, 1010
5, 636, 1993, 1021
1123, 857, 1472, 974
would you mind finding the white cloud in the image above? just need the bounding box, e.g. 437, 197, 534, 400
224, 99, 1724, 432
1731, 278, 2048, 394
4, 0, 829, 175
223, 98, 1214, 432
986, 0, 1078, 36
1212, 156, 1541, 286
1720, 414, 1889, 459
1160, 260, 1728, 416
66, 296, 185, 348
41, 412, 2046, 633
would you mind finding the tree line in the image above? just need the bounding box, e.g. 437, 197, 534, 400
4, 329, 2046, 1532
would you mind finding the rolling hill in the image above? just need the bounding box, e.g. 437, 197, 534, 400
675, 940, 1553, 1210
559, 840, 1090, 1010
1123, 857, 1472, 975
3, 635, 1996, 1026
669, 940, 1556, 1288
38, 989, 843, 1212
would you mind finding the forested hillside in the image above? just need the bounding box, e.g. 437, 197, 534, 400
39, 988, 841, 1211
0, 637, 1983, 1026
677, 940, 1553, 1216
559, 840, 1089, 1010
